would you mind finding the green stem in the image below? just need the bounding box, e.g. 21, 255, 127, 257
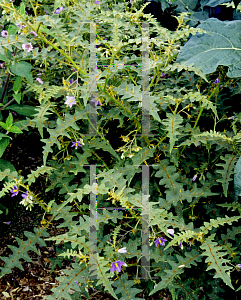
178, 83, 221, 161
91, 150, 110, 170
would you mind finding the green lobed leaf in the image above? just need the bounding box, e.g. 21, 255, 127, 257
200, 234, 235, 290
216, 154, 238, 197
0, 228, 49, 279
162, 113, 183, 153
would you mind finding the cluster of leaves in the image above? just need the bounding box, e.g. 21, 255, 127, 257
0, 0, 241, 299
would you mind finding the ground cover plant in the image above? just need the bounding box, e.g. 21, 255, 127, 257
0, 0, 241, 299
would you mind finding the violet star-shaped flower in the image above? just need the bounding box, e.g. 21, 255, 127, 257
54, 7, 64, 14
91, 99, 101, 106
10, 186, 19, 197
71, 141, 82, 149
96, 0, 100, 5
16, 23, 26, 30
70, 78, 77, 85
21, 191, 29, 199
65, 96, 76, 108
214, 78, 219, 87
154, 237, 167, 247
110, 260, 127, 273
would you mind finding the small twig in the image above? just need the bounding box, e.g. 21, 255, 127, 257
0, 99, 15, 111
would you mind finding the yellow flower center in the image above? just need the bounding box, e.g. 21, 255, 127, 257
115, 263, 118, 268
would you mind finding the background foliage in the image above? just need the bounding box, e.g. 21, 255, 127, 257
0, 0, 241, 299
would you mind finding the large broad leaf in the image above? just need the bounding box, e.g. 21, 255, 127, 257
10, 61, 33, 84
200, 0, 230, 9
6, 104, 37, 116
176, 18, 241, 78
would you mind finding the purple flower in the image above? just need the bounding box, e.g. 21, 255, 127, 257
22, 43, 33, 52
91, 99, 101, 106
110, 260, 127, 273
214, 78, 219, 87
160, 72, 167, 78
54, 7, 64, 14
36, 78, 43, 84
130, 0, 133, 5
0, 63, 6, 69
96, 0, 100, 5
1, 30, 8, 38
21, 191, 29, 199
237, 264, 241, 269
70, 78, 77, 85
180, 242, 183, 249
192, 174, 197, 182
228, 116, 234, 120
198, 142, 201, 149
154, 237, 167, 247
43, 9, 48, 14
3, 221, 11, 225
10, 186, 19, 197
65, 96, 76, 108
16, 23, 26, 30
71, 141, 82, 149
214, 7, 222, 14
167, 228, 174, 237
30, 31, 38, 37
74, 281, 79, 285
